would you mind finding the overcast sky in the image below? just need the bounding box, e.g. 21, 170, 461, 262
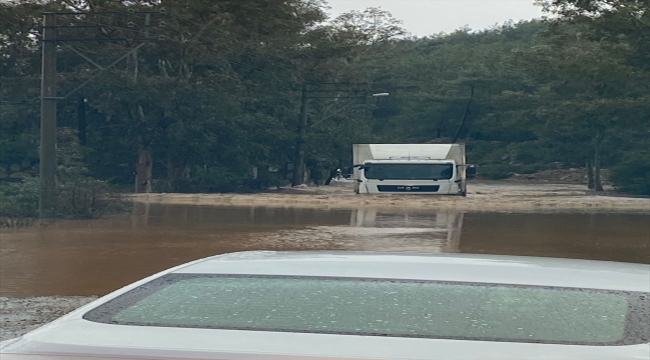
325, 0, 544, 36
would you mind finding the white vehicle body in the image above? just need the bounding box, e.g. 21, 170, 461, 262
1, 251, 649, 360
352, 144, 469, 195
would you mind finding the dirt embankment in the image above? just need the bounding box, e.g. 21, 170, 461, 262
129, 182, 649, 212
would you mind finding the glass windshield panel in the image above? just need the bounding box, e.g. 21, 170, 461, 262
364, 163, 453, 180
84, 275, 648, 345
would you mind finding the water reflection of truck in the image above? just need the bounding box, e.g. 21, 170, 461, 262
352, 144, 475, 196
350, 209, 464, 253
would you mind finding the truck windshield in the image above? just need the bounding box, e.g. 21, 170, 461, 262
364, 163, 453, 180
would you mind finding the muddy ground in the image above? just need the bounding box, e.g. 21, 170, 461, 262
2, 179, 648, 342
0, 296, 96, 341
130, 181, 649, 212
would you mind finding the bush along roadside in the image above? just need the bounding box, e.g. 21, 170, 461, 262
0, 178, 39, 227
0, 176, 129, 228
609, 151, 650, 196
0, 131, 129, 227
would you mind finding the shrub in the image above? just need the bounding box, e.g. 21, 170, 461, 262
0, 136, 39, 164
0, 176, 128, 226
0, 177, 39, 219
57, 177, 128, 218
514, 163, 546, 175
477, 164, 517, 180
0, 129, 129, 226
609, 151, 650, 196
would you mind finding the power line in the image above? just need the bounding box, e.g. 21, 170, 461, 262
60, 12, 302, 90
34, 10, 166, 215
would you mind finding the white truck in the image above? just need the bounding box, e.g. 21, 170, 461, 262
352, 144, 474, 196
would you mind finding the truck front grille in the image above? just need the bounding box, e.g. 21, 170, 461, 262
377, 185, 440, 192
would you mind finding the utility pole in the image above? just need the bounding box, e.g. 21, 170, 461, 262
36, 10, 165, 216
291, 83, 309, 187
39, 13, 58, 216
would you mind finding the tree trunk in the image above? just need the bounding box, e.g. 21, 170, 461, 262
451, 84, 475, 143
593, 128, 604, 192
129, 47, 152, 193
135, 149, 152, 193
586, 159, 595, 189
291, 83, 309, 186
167, 157, 187, 192
77, 97, 87, 146
594, 155, 603, 191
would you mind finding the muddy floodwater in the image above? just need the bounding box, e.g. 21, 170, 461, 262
1, 203, 649, 297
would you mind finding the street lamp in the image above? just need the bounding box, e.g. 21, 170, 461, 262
372, 93, 390, 97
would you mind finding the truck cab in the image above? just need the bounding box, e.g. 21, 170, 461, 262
352, 144, 471, 196
356, 158, 463, 195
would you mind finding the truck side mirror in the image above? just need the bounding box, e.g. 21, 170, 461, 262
342, 166, 353, 179
467, 165, 477, 179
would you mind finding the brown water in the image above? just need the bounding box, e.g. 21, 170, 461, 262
1, 204, 648, 297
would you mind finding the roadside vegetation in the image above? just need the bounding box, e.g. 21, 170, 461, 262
1, 0, 648, 212
0, 130, 127, 227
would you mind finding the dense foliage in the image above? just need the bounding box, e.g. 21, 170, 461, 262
0, 130, 127, 224
1, 0, 648, 196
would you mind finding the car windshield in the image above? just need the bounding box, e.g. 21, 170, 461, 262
84, 274, 649, 345
364, 163, 453, 180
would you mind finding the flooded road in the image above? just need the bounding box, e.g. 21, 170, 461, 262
1, 204, 648, 297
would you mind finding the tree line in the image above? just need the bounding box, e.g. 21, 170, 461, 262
1, 0, 648, 198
